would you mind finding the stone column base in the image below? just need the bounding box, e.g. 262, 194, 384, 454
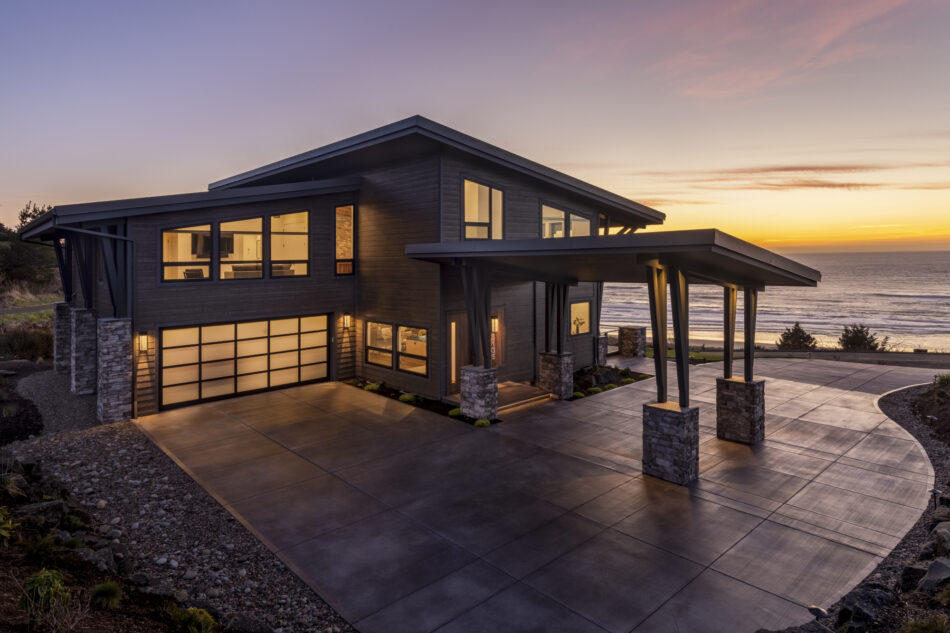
461, 365, 498, 420
642, 402, 699, 485
97, 318, 132, 424
538, 352, 574, 400
596, 336, 608, 366
53, 302, 71, 373
619, 326, 647, 357
70, 308, 97, 395
716, 377, 765, 444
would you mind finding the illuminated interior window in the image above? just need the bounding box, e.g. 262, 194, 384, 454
570, 301, 591, 335
161, 225, 211, 280
220, 217, 263, 280
335, 205, 355, 275
366, 321, 393, 368
397, 326, 428, 376
463, 179, 503, 240
542, 205, 591, 238
271, 211, 308, 277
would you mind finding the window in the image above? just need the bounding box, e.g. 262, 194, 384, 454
366, 322, 393, 368
570, 301, 591, 335
220, 217, 263, 279
397, 326, 428, 376
162, 225, 211, 280
463, 179, 503, 239
335, 205, 355, 275
271, 211, 308, 277
541, 204, 590, 238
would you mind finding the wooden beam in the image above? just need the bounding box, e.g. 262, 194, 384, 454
645, 265, 668, 403
744, 287, 758, 381
723, 286, 737, 379
669, 267, 690, 407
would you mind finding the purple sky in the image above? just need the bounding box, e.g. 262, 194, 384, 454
2, 0, 948, 250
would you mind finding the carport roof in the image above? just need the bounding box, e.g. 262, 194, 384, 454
406, 229, 821, 288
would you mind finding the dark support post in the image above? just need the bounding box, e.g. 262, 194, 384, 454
53, 234, 74, 303
645, 265, 668, 403
723, 286, 737, 379
459, 263, 497, 419
744, 287, 758, 381
669, 267, 690, 407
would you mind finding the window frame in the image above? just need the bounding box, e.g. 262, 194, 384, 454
365, 320, 395, 369
569, 300, 592, 337
160, 224, 213, 283
396, 324, 429, 377
539, 201, 592, 239
269, 210, 311, 279
462, 177, 504, 240
334, 204, 356, 276
218, 215, 264, 281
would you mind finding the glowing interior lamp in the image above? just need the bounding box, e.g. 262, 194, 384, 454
342, 314, 352, 329
491, 316, 500, 333
137, 332, 149, 352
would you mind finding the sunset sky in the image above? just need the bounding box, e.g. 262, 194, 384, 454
1, 0, 948, 252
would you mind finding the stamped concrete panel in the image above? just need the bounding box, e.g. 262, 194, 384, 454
844, 433, 932, 475
495, 451, 632, 509
800, 403, 887, 432
483, 512, 604, 579
814, 461, 931, 509
785, 481, 922, 538
768, 419, 867, 454
701, 462, 810, 503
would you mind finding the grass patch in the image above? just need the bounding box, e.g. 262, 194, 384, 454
0, 324, 52, 360
899, 615, 948, 633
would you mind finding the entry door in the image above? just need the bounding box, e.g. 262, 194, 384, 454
447, 312, 470, 395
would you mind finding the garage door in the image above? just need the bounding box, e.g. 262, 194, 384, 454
160, 314, 329, 407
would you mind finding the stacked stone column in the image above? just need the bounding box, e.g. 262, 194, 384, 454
716, 378, 765, 444
538, 352, 574, 400
53, 302, 72, 373
70, 308, 97, 395
642, 402, 699, 485
97, 318, 133, 424
460, 365, 497, 420
596, 336, 608, 366
618, 326, 647, 357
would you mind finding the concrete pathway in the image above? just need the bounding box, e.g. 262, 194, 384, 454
136, 359, 944, 633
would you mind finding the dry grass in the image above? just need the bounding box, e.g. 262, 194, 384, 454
0, 281, 60, 309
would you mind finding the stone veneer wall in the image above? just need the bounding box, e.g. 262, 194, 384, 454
70, 308, 97, 395
53, 302, 72, 373
619, 326, 647, 357
716, 377, 765, 444
642, 403, 699, 485
460, 365, 497, 420
596, 336, 608, 366
538, 352, 574, 400
97, 318, 132, 424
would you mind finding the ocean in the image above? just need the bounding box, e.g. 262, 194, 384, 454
600, 250, 950, 353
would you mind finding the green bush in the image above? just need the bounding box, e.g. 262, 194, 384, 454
0, 506, 21, 547
61, 515, 86, 531
448, 407, 462, 417
899, 614, 948, 633
363, 382, 381, 392
0, 326, 52, 361
63, 537, 84, 550
934, 374, 950, 402
19, 568, 71, 630
776, 322, 818, 351
398, 393, 416, 403
170, 606, 216, 633
24, 536, 58, 566
90, 581, 122, 610
620, 377, 636, 385
838, 323, 889, 351
603, 383, 618, 390
474, 418, 491, 428
572, 391, 585, 399
586, 387, 602, 395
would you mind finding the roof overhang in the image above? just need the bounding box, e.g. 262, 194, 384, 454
208, 116, 665, 228
19, 178, 361, 241
406, 229, 820, 289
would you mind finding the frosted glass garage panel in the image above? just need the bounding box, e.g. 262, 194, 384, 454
237, 339, 268, 358
301, 315, 327, 332
237, 321, 268, 340
270, 334, 298, 353
164, 346, 199, 367
163, 328, 199, 348
163, 383, 199, 406
202, 324, 234, 343
270, 318, 298, 336
238, 373, 268, 392
301, 363, 327, 381
300, 331, 327, 348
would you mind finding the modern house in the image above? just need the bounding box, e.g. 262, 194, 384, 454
21, 116, 819, 485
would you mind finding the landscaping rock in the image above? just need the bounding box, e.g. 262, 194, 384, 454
15, 499, 68, 525
918, 557, 950, 591
900, 564, 928, 592
929, 506, 950, 529
837, 584, 896, 627
755, 621, 834, 633
75, 546, 118, 574
226, 612, 273, 633
933, 522, 950, 556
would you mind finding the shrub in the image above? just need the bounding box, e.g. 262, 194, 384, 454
24, 536, 58, 566
169, 606, 216, 633
0, 506, 21, 546
586, 387, 602, 395
398, 393, 416, 403
620, 377, 636, 385
474, 418, 491, 428
0, 326, 53, 360
776, 322, 818, 351
63, 537, 84, 550
448, 407, 462, 417
603, 383, 618, 390
61, 515, 86, 531
572, 391, 585, 399
90, 581, 122, 610
838, 323, 889, 351
19, 569, 72, 630
899, 614, 948, 633
363, 382, 381, 392
934, 374, 950, 403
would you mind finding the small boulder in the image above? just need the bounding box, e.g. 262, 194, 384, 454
837, 583, 896, 626
755, 622, 834, 633
75, 546, 117, 574
900, 564, 928, 592
128, 572, 153, 586
226, 613, 273, 633
918, 557, 950, 591
930, 507, 950, 529
933, 522, 950, 556
15, 500, 68, 526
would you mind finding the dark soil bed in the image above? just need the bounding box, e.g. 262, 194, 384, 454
0, 360, 48, 445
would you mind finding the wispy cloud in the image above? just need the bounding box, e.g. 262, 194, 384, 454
635, 197, 713, 207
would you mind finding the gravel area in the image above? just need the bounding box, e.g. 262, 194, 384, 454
8, 422, 355, 633
15, 367, 97, 435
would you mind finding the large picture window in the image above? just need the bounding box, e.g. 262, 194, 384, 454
366, 321, 393, 368
271, 211, 309, 277
397, 326, 428, 376
542, 204, 590, 239
335, 205, 354, 275
162, 225, 211, 281
220, 217, 263, 279
463, 179, 503, 240
571, 301, 591, 335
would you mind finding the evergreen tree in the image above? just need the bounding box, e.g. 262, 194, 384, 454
776, 322, 818, 351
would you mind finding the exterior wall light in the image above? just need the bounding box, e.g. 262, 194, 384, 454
491, 316, 500, 333
342, 314, 352, 329
137, 331, 149, 352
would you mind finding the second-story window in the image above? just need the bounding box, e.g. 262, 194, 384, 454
220, 217, 263, 280
162, 224, 211, 280
541, 204, 590, 238
335, 205, 355, 275
463, 179, 503, 239
271, 211, 309, 277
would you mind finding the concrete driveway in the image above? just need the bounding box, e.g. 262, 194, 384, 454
136, 359, 940, 633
